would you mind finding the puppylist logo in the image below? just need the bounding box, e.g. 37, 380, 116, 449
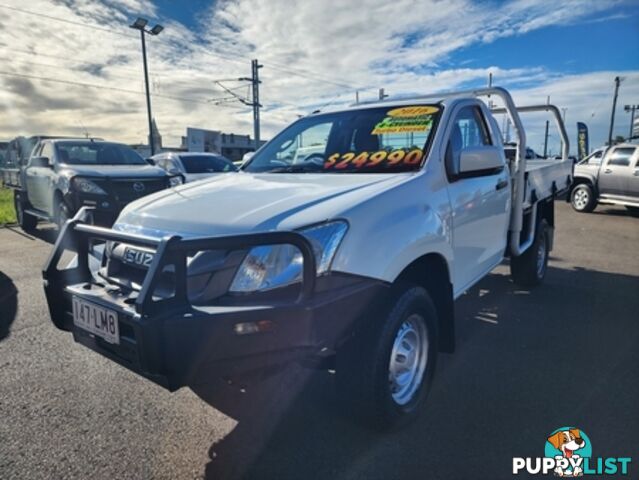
513, 427, 632, 477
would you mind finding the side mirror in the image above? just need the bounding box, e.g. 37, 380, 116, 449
145, 158, 155, 166
31, 156, 51, 168
458, 146, 504, 176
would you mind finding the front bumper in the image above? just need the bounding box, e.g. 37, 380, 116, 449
64, 178, 170, 226
43, 217, 386, 391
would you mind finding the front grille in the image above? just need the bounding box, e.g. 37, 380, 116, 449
95, 178, 167, 203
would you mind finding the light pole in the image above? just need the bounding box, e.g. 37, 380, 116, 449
624, 104, 638, 140
608, 76, 621, 146
130, 17, 164, 155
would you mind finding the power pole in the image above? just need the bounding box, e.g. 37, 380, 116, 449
543, 96, 550, 158
543, 121, 549, 158
236, 59, 263, 150
625, 104, 638, 140
251, 59, 263, 149
379, 88, 388, 101
608, 76, 621, 146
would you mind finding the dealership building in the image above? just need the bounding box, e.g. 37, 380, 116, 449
131, 122, 267, 161
181, 127, 266, 161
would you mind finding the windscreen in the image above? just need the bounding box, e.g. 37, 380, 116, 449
179, 155, 236, 173
55, 142, 146, 165
244, 105, 441, 173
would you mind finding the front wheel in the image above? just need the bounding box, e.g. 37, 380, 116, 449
14, 191, 37, 232
510, 219, 550, 287
336, 284, 438, 430
56, 201, 71, 231
571, 184, 597, 213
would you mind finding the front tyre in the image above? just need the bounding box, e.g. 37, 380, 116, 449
14, 191, 37, 232
571, 184, 597, 213
56, 201, 71, 231
336, 284, 438, 431
510, 219, 550, 287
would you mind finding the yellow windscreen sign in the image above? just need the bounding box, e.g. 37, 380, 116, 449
371, 105, 439, 135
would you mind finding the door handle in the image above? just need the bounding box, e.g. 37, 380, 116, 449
496, 179, 508, 191
604, 169, 613, 174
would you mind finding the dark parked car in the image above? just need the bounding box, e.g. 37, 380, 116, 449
1, 138, 182, 232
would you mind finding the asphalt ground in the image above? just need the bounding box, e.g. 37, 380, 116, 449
0, 202, 637, 480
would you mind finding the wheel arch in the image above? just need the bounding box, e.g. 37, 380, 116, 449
570, 175, 597, 196
52, 188, 76, 220
394, 253, 455, 353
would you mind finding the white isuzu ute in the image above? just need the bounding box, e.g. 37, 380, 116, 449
44, 87, 572, 429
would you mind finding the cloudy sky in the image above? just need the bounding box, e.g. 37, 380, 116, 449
0, 0, 637, 155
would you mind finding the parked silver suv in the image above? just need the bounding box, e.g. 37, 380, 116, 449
570, 144, 639, 213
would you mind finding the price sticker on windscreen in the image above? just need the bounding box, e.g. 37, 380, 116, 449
371, 106, 439, 134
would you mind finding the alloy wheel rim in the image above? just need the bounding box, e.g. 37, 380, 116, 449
388, 314, 429, 406
574, 189, 588, 209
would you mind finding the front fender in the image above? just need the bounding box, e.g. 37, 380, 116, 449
571, 173, 598, 194
331, 173, 453, 283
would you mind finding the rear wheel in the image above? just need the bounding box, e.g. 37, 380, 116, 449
13, 191, 37, 232
571, 184, 597, 213
336, 284, 438, 430
510, 219, 550, 287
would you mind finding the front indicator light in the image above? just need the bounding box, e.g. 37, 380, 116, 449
234, 320, 274, 335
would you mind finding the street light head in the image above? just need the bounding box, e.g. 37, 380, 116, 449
130, 17, 148, 29
150, 24, 164, 35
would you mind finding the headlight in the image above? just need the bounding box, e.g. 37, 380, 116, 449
229, 221, 348, 293
72, 178, 107, 195
169, 175, 184, 187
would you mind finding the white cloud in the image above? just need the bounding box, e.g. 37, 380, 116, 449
0, 0, 635, 154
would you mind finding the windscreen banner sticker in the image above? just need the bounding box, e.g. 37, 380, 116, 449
371, 106, 439, 135
324, 149, 424, 170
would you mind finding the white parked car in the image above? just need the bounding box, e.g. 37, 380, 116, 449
151, 152, 237, 183
44, 87, 573, 430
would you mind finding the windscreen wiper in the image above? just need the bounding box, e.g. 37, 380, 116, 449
269, 163, 324, 173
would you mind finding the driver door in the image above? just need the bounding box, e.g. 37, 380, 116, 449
25, 142, 54, 211
444, 104, 510, 293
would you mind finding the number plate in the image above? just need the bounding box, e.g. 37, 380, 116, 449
72, 297, 120, 345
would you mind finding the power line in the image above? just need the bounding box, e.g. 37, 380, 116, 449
0, 56, 143, 83
0, 70, 229, 106
1, 2, 374, 93
0, 3, 133, 38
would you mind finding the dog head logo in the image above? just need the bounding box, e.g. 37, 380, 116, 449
545, 427, 592, 477
548, 429, 586, 459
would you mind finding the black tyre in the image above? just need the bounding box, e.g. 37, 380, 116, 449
510, 219, 550, 287
336, 284, 438, 431
13, 191, 37, 232
56, 200, 71, 231
571, 184, 597, 213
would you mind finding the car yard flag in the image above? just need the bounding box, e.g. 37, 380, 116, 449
577, 122, 589, 160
